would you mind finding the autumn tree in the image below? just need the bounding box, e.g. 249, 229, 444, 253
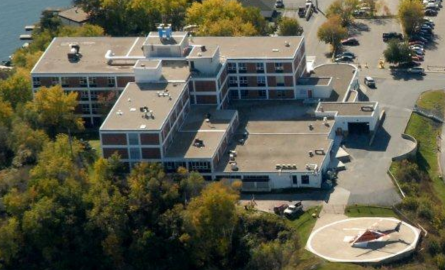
182, 182, 239, 267
317, 15, 348, 53
278, 17, 303, 36
398, 0, 424, 36
0, 68, 32, 108
326, 0, 360, 26
25, 85, 84, 136
186, 0, 267, 36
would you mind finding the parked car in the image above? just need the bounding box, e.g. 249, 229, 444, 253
410, 35, 428, 43
341, 37, 359, 45
284, 202, 303, 218
407, 67, 425, 74
364, 76, 376, 87
412, 55, 424, 61
335, 55, 354, 62
425, 9, 438, 16
275, 0, 284, 8
353, 9, 368, 17
273, 204, 289, 215
409, 41, 425, 46
399, 61, 421, 68
298, 7, 306, 17
338, 51, 356, 58
382, 32, 403, 42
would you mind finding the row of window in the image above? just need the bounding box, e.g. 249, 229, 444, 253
230, 89, 288, 99
33, 77, 116, 88
228, 76, 286, 87
292, 175, 310, 185
81, 104, 100, 114
227, 63, 285, 74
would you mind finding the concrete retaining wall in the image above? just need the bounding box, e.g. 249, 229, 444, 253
391, 134, 418, 162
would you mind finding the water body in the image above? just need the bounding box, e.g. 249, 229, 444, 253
0, 0, 72, 61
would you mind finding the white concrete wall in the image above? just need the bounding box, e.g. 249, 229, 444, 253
134, 61, 162, 83
192, 49, 221, 76
295, 85, 332, 99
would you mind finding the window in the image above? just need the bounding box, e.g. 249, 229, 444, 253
80, 91, 89, 101
91, 104, 99, 114
230, 90, 239, 99
276, 76, 285, 86
51, 77, 59, 86
128, 133, 139, 145
164, 162, 187, 173
257, 76, 266, 86
238, 63, 247, 73
301, 175, 310, 184
189, 161, 211, 173
240, 90, 248, 97
90, 91, 99, 100
229, 76, 238, 87
256, 63, 264, 73
239, 76, 248, 87
292, 175, 298, 185
129, 148, 141, 160
32, 77, 41, 88
275, 63, 284, 73
107, 77, 115, 87
228, 63, 236, 73
277, 90, 286, 97
258, 90, 266, 98
89, 77, 97, 87
61, 77, 69, 87
81, 104, 90, 113
79, 77, 88, 87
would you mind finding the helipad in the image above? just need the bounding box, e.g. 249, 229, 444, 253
307, 218, 421, 263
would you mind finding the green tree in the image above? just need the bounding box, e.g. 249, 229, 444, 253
186, 0, 267, 36
182, 182, 239, 267
278, 17, 303, 36
0, 218, 22, 264
25, 85, 84, 136
317, 15, 348, 53
398, 0, 424, 36
0, 97, 13, 127
383, 39, 412, 65
326, 0, 359, 26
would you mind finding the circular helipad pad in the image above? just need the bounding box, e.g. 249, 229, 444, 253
307, 218, 420, 263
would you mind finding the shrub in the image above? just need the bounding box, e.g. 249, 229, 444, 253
428, 238, 440, 256
401, 196, 419, 211
436, 254, 445, 270
418, 203, 434, 221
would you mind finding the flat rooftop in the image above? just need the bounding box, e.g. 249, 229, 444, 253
100, 82, 187, 131
188, 44, 219, 58
160, 60, 190, 81
317, 102, 378, 116
165, 107, 237, 159
218, 133, 332, 173
32, 37, 144, 74
310, 64, 357, 101
217, 101, 333, 173
190, 36, 303, 59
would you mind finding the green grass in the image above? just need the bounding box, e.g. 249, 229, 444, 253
404, 90, 445, 204
290, 206, 321, 244
345, 205, 398, 218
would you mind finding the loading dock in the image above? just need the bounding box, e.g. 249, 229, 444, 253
348, 122, 370, 134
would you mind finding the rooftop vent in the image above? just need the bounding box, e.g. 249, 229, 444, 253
157, 23, 172, 39
361, 105, 374, 112
201, 45, 206, 52
308, 151, 313, 157
67, 44, 81, 62
193, 138, 204, 148
230, 163, 239, 171
140, 124, 146, 129
308, 124, 314, 130
272, 49, 279, 52
285, 41, 290, 47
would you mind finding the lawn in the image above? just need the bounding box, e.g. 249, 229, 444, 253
290, 206, 321, 244
404, 90, 445, 203
345, 205, 398, 218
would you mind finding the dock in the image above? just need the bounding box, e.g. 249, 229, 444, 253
19, 34, 32, 40
25, 25, 36, 31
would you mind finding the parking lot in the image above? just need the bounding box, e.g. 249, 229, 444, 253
278, 0, 445, 206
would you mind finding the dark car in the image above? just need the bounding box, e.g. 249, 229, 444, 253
338, 51, 356, 58
410, 36, 428, 43
273, 204, 289, 215
425, 9, 438, 16
341, 37, 359, 46
298, 7, 306, 17
399, 62, 421, 68
335, 55, 354, 62
382, 32, 403, 42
